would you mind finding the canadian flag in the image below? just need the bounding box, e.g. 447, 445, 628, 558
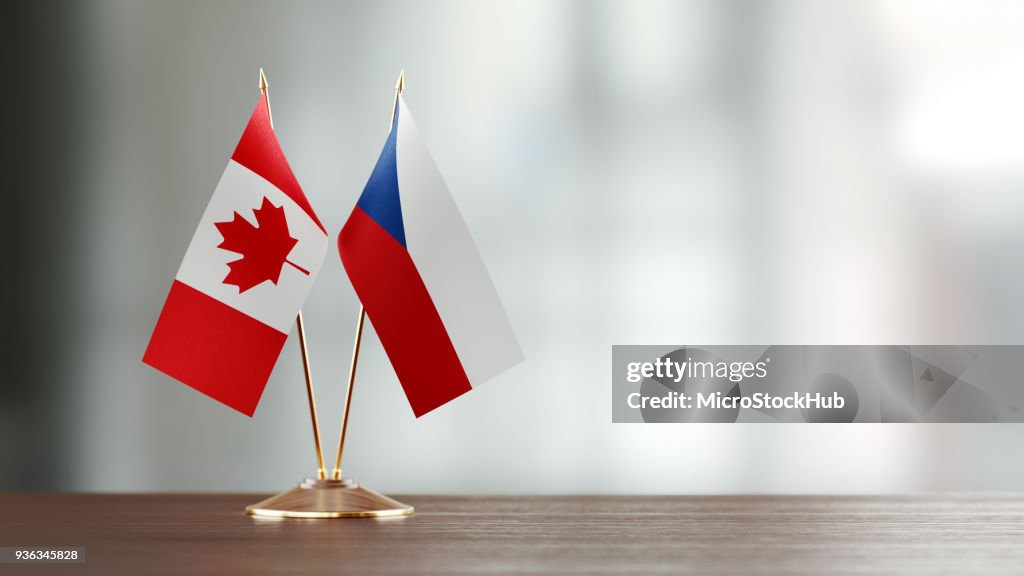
144, 94, 328, 416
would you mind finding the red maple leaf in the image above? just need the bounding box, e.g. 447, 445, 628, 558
215, 197, 310, 293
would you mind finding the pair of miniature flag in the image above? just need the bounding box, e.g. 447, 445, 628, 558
143, 78, 522, 417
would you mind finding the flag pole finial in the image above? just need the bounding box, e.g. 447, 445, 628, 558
387, 69, 404, 133
259, 67, 275, 129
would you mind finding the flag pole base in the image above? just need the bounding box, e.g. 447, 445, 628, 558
245, 478, 414, 519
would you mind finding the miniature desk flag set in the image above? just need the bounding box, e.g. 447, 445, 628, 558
143, 70, 521, 518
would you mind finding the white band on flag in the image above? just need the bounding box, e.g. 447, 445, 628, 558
175, 160, 328, 334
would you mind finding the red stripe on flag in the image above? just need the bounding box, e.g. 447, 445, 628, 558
339, 206, 472, 417
230, 94, 326, 233
143, 280, 288, 416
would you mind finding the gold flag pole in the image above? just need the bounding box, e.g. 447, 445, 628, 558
260, 68, 327, 481
329, 69, 404, 481
330, 307, 365, 480
245, 70, 413, 519
296, 313, 326, 479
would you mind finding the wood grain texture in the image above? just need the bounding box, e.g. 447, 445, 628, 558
1, 493, 1023, 575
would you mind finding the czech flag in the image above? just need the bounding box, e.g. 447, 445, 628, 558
144, 93, 328, 416
339, 93, 523, 417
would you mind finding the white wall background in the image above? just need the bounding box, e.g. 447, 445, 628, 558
58, 0, 1024, 493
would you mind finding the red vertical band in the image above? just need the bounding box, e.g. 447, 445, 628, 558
230, 94, 325, 233
143, 281, 288, 416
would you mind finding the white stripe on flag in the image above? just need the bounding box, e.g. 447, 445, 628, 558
395, 96, 524, 385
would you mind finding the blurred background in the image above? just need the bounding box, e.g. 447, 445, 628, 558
4, 0, 1024, 493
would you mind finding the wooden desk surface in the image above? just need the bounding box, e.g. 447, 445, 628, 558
1, 493, 1023, 575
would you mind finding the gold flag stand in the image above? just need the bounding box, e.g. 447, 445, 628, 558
245, 69, 414, 519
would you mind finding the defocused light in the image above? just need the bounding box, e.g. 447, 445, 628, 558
895, 57, 1024, 174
